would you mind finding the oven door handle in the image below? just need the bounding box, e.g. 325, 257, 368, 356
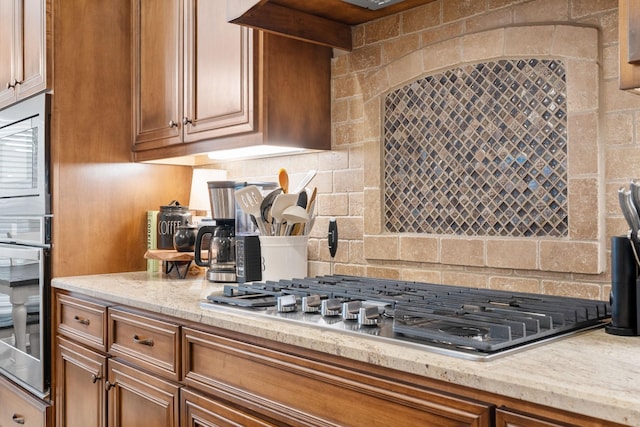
0, 244, 41, 261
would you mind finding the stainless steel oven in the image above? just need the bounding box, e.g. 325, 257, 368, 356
0, 93, 51, 398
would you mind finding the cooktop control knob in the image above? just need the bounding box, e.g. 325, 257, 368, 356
342, 301, 361, 320
321, 298, 342, 317
358, 306, 380, 326
302, 295, 322, 313
277, 294, 297, 313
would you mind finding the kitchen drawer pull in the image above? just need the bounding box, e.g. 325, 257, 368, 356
91, 373, 102, 383
105, 380, 116, 391
73, 315, 90, 325
168, 120, 178, 128
12, 414, 25, 424
133, 334, 154, 346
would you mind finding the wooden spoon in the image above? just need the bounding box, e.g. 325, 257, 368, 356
278, 168, 289, 194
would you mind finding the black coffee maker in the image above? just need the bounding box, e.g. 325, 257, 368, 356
194, 181, 237, 282
606, 236, 640, 335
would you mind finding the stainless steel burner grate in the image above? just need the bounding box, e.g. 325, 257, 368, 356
202, 275, 610, 359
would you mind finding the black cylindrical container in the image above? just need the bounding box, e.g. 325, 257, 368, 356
606, 236, 638, 335
157, 201, 191, 250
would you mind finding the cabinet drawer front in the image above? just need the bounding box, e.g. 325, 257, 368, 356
0, 376, 50, 427
181, 387, 277, 427
183, 327, 492, 427
108, 307, 180, 381
56, 292, 109, 351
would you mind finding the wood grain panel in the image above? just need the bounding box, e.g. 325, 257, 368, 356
182, 326, 493, 427
51, 0, 192, 277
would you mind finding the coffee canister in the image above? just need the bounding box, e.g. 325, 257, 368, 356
157, 200, 191, 249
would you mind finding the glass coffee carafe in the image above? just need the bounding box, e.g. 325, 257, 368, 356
194, 219, 236, 282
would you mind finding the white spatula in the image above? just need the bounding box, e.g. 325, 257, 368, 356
235, 185, 269, 235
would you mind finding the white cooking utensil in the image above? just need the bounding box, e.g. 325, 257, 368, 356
235, 185, 269, 235
282, 205, 309, 236
293, 169, 317, 194
270, 193, 298, 236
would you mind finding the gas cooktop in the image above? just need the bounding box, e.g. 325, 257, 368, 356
200, 275, 611, 360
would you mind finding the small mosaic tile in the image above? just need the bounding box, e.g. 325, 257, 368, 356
383, 59, 568, 237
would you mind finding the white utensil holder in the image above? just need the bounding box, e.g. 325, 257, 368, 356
259, 235, 308, 281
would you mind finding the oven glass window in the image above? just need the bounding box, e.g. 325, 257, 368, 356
0, 243, 44, 394
0, 117, 37, 191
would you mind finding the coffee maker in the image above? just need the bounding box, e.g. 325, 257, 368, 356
606, 236, 640, 335
194, 181, 237, 282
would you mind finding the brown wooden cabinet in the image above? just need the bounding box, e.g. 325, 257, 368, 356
620, 0, 640, 93
133, 0, 253, 152
0, 0, 48, 109
132, 0, 331, 162
53, 289, 625, 427
181, 387, 277, 427
54, 292, 182, 427
107, 358, 180, 427
182, 325, 494, 427
0, 375, 51, 427
55, 336, 108, 427
495, 407, 580, 427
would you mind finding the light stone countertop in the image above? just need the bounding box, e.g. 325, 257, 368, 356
52, 271, 640, 426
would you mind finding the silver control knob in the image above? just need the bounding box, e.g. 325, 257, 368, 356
342, 301, 361, 320
302, 295, 322, 313
321, 298, 342, 317
277, 294, 297, 312
358, 306, 380, 326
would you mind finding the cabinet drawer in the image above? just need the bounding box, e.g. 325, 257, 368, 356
183, 326, 492, 427
56, 292, 109, 351
108, 307, 180, 381
0, 376, 50, 427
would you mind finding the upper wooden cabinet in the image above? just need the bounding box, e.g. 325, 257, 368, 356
132, 0, 332, 162
0, 0, 49, 109
133, 0, 254, 151
620, 0, 640, 93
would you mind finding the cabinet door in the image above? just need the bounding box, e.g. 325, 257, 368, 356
0, 375, 50, 427
182, 0, 254, 143
16, 0, 47, 100
107, 358, 180, 427
0, 0, 47, 109
181, 387, 276, 427
133, 0, 182, 150
55, 336, 108, 427
496, 407, 578, 427
0, 0, 19, 107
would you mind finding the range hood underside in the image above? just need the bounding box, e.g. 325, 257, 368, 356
226, 0, 437, 51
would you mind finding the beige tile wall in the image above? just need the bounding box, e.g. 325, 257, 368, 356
216, 0, 639, 301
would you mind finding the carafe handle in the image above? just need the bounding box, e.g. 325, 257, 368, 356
194, 225, 215, 267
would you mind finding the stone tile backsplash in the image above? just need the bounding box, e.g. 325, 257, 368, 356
383, 59, 568, 237
219, 0, 632, 300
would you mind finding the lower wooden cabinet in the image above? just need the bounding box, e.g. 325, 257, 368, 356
182, 326, 493, 427
181, 387, 276, 427
52, 290, 626, 427
496, 407, 582, 427
0, 374, 51, 427
107, 358, 180, 427
55, 336, 108, 427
